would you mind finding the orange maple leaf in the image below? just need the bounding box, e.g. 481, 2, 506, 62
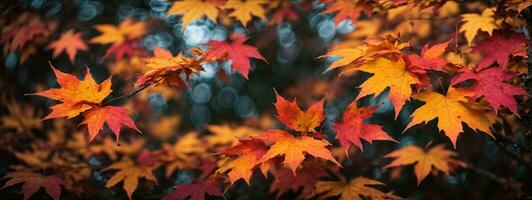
321, 0, 373, 25
257, 130, 340, 174
31, 65, 112, 119
136, 47, 207, 88
80, 106, 140, 142
274, 92, 324, 133
1, 171, 64, 200
384, 145, 466, 184
30, 65, 140, 142
217, 138, 269, 185
47, 29, 88, 62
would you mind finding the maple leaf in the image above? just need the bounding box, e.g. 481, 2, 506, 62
384, 145, 466, 184
167, 0, 223, 29
90, 18, 145, 45
47, 29, 88, 62
472, 31, 527, 70
148, 115, 181, 139
163, 132, 206, 177
316, 177, 401, 200
270, 160, 333, 199
356, 57, 420, 118
102, 39, 146, 62
1, 101, 42, 133
80, 106, 140, 142
274, 92, 324, 133
321, 0, 373, 24
205, 124, 259, 149
460, 8, 498, 45
257, 129, 340, 174
1, 17, 47, 51
451, 66, 527, 113
222, 0, 268, 26
31, 65, 112, 120
270, 7, 298, 25
206, 37, 266, 79
405, 40, 450, 73
29, 65, 140, 142
333, 102, 396, 154
162, 178, 223, 200
404, 87, 495, 147
103, 157, 157, 200
322, 35, 409, 73
136, 47, 207, 88
216, 139, 268, 184
1, 171, 64, 200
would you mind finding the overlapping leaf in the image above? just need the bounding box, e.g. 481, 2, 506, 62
452, 66, 527, 113
103, 157, 157, 200
1, 171, 64, 200
333, 102, 396, 154
206, 37, 265, 79
404, 87, 495, 146
257, 130, 340, 174
315, 177, 400, 200
167, 0, 223, 29
384, 145, 466, 184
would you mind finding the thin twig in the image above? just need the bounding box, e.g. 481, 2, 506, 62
487, 136, 532, 169
102, 76, 166, 106
464, 162, 508, 187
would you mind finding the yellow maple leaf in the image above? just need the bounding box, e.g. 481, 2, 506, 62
167, 0, 222, 29
163, 132, 206, 177
356, 57, 419, 118
206, 124, 259, 149
90, 18, 145, 45
316, 177, 401, 200
404, 87, 495, 147
1, 101, 42, 133
257, 130, 340, 174
384, 145, 466, 185
148, 115, 181, 139
223, 0, 268, 27
460, 8, 498, 46
103, 158, 157, 200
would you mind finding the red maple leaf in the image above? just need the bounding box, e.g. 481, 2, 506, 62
206, 37, 266, 79
451, 66, 527, 113
162, 178, 223, 200
269, 161, 333, 199
472, 31, 527, 70
333, 102, 396, 154
1, 171, 64, 200
103, 39, 146, 62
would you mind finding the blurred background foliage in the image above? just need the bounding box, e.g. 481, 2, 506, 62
0, 0, 531, 199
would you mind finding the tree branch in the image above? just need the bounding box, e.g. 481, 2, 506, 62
102, 76, 166, 106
